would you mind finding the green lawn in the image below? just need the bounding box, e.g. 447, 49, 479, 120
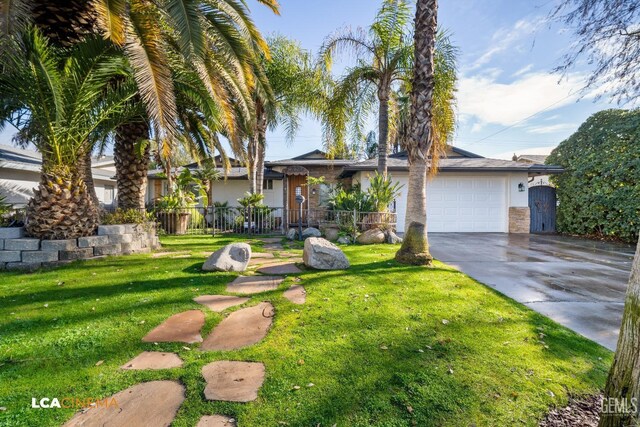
0, 235, 611, 426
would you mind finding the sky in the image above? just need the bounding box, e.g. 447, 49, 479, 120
0, 0, 621, 161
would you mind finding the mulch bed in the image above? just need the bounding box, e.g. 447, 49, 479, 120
539, 394, 602, 427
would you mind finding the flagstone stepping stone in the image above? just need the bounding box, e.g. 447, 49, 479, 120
201, 302, 274, 351
257, 262, 302, 275
202, 361, 265, 402
263, 242, 284, 250
257, 237, 283, 243
142, 310, 204, 343
249, 257, 303, 267
63, 381, 185, 427
197, 415, 237, 427
252, 252, 275, 258
194, 295, 249, 312
284, 285, 306, 305
226, 276, 284, 294
121, 351, 183, 370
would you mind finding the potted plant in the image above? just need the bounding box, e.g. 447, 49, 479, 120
156, 169, 207, 234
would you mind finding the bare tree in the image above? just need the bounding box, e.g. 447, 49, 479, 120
553, 0, 640, 104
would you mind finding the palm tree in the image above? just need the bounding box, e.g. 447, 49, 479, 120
2, 0, 279, 209
395, 0, 448, 265
193, 159, 221, 203
247, 34, 326, 194
320, 0, 414, 176
0, 28, 138, 238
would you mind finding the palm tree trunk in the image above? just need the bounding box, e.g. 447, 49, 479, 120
78, 146, 99, 207
247, 135, 258, 194
255, 100, 267, 195
377, 88, 390, 176
395, 0, 437, 266
598, 237, 640, 427
114, 121, 150, 210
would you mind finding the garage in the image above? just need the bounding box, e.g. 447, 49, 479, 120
427, 175, 507, 232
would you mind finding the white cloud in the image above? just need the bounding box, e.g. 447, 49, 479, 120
512, 64, 533, 77
526, 123, 578, 134
468, 18, 543, 71
458, 71, 587, 127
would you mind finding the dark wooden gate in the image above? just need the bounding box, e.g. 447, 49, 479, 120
529, 185, 556, 233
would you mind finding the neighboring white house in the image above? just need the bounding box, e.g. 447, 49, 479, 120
147, 147, 562, 234
0, 144, 118, 208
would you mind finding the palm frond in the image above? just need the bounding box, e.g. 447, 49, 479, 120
93, 0, 127, 45
0, 0, 31, 40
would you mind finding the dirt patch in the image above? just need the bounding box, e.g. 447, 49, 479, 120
539, 394, 602, 427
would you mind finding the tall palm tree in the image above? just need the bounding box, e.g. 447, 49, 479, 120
1, 0, 279, 209
0, 29, 138, 238
248, 34, 326, 194
320, 0, 413, 176
395, 0, 445, 265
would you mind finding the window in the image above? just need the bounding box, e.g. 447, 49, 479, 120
104, 185, 114, 205
318, 183, 332, 207
263, 179, 274, 190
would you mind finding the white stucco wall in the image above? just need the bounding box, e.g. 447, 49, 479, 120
356, 170, 529, 233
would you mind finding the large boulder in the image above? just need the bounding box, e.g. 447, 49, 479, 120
301, 227, 322, 239
356, 228, 385, 244
321, 226, 340, 241
385, 230, 403, 244
286, 228, 298, 240
337, 236, 351, 245
203, 243, 251, 272
303, 237, 350, 270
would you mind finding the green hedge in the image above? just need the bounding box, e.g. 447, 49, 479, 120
547, 109, 640, 242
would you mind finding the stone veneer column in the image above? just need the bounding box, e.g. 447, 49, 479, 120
509, 207, 530, 233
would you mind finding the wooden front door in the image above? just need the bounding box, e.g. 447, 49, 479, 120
287, 174, 308, 225
529, 185, 557, 233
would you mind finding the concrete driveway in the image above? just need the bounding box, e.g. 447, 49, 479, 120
429, 233, 636, 351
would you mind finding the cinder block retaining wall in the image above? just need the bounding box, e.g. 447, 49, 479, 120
0, 224, 160, 271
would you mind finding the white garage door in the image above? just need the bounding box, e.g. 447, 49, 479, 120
426, 175, 507, 232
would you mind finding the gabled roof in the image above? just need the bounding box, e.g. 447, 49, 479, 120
516, 154, 549, 164
267, 149, 353, 167
340, 150, 563, 177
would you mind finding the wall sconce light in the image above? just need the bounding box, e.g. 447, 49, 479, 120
295, 186, 302, 196
311, 188, 316, 196
518, 183, 526, 192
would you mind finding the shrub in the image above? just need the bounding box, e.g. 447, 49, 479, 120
101, 208, 151, 225
547, 109, 640, 242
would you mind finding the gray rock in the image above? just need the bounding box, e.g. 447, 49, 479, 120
301, 227, 321, 239
337, 236, 351, 245
0, 251, 21, 262
286, 228, 298, 240
356, 228, 386, 245
303, 237, 350, 270
385, 230, 403, 244
6, 261, 41, 271
59, 248, 94, 261
203, 243, 251, 272
0, 227, 24, 239
97, 225, 126, 235
5, 238, 40, 251
41, 239, 77, 251
22, 251, 58, 263
322, 227, 340, 241
78, 235, 109, 248
94, 244, 122, 256
108, 233, 134, 244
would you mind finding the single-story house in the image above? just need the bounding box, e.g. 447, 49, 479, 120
0, 144, 118, 208
147, 147, 562, 234
342, 147, 561, 233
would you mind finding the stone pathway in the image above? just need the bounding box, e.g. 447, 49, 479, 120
72, 239, 308, 426
202, 361, 266, 402
201, 302, 274, 351
226, 276, 284, 294
63, 381, 185, 427
121, 351, 183, 370
194, 295, 249, 312
142, 310, 205, 344
283, 285, 306, 305
257, 262, 302, 275
197, 415, 237, 427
